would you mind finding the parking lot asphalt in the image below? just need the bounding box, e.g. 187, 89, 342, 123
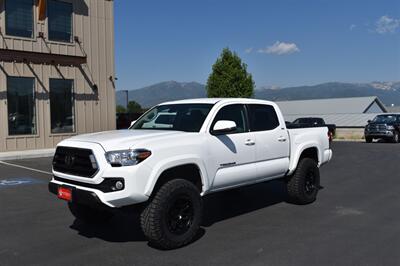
1, 142, 400, 266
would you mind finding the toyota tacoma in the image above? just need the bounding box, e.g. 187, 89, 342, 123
49, 98, 332, 249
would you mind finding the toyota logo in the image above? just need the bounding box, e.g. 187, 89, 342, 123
64, 154, 75, 167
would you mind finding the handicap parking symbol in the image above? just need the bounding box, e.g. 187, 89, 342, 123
0, 177, 44, 188
0, 180, 31, 186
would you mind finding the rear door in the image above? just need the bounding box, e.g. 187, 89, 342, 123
207, 104, 257, 191
247, 104, 290, 180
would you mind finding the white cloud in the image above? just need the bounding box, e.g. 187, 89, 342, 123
245, 47, 253, 54
349, 24, 356, 31
258, 41, 300, 55
375, 15, 400, 34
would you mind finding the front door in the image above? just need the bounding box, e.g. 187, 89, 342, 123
206, 104, 257, 191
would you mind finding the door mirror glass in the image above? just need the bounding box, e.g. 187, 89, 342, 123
212, 120, 237, 134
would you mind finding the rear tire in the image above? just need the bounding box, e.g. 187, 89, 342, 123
365, 137, 372, 143
68, 202, 113, 223
287, 158, 320, 205
140, 179, 203, 249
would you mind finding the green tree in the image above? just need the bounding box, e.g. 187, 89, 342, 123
127, 100, 142, 113
116, 105, 127, 113
206, 48, 254, 98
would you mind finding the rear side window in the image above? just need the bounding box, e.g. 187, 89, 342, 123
211, 104, 248, 134
248, 104, 280, 131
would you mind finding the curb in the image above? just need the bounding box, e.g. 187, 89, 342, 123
0, 149, 55, 161
333, 139, 364, 142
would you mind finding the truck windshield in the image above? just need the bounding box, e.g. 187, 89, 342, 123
131, 104, 213, 132
372, 115, 397, 123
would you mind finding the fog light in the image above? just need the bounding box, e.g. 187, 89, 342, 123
115, 181, 124, 190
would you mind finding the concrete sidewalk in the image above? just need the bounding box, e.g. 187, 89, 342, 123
0, 149, 55, 161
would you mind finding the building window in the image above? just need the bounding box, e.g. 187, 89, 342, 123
48, 0, 73, 42
7, 77, 36, 135
5, 0, 34, 38
50, 79, 75, 133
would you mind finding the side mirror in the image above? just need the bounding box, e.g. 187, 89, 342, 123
367, 120, 371, 123
130, 120, 137, 127
212, 120, 237, 135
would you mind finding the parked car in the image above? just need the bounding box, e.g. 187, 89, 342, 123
364, 114, 400, 143
49, 98, 332, 249
290, 117, 336, 139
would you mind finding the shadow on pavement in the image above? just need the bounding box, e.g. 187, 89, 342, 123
69, 179, 288, 246
202, 179, 287, 226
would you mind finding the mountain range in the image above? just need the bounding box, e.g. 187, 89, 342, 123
116, 81, 400, 108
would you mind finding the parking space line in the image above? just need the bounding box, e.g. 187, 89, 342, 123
0, 161, 52, 176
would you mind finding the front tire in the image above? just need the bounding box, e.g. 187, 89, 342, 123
365, 137, 373, 143
140, 179, 203, 249
392, 131, 399, 143
286, 158, 320, 205
68, 202, 113, 223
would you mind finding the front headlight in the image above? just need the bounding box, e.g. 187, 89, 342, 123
387, 125, 395, 130
105, 149, 151, 167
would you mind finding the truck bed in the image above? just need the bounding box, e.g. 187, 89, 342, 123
286, 126, 332, 175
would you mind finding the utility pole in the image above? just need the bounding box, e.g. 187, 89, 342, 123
122, 90, 129, 110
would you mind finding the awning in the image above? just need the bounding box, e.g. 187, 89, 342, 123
0, 49, 87, 67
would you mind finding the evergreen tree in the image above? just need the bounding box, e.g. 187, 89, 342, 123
206, 48, 254, 98
116, 105, 127, 113
127, 101, 142, 113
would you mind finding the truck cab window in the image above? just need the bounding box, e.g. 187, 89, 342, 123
211, 104, 247, 133
248, 104, 279, 131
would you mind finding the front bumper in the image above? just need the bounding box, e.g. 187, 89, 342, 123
364, 130, 393, 138
49, 176, 149, 208
48, 182, 108, 209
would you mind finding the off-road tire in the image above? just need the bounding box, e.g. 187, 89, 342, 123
287, 158, 320, 205
365, 137, 373, 143
68, 202, 113, 223
140, 179, 203, 249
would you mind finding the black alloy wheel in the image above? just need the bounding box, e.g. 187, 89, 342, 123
304, 169, 317, 196
166, 196, 195, 235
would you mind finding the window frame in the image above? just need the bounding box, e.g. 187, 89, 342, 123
246, 103, 280, 132
47, 0, 74, 44
49, 78, 76, 135
209, 104, 250, 135
6, 76, 38, 137
4, 0, 35, 40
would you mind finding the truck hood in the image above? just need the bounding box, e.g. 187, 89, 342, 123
67, 129, 185, 151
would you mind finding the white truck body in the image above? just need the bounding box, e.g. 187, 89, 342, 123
50, 98, 332, 208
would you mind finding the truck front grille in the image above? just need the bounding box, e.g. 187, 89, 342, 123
368, 124, 387, 131
53, 146, 99, 178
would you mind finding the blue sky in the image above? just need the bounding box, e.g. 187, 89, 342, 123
115, 0, 400, 90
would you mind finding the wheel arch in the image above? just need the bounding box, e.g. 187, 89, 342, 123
144, 158, 209, 197
288, 144, 321, 175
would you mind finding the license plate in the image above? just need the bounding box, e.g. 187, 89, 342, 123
58, 187, 72, 201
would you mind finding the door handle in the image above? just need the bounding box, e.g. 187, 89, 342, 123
245, 139, 255, 146
278, 136, 287, 142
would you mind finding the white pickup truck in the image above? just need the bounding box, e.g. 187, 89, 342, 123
49, 98, 332, 249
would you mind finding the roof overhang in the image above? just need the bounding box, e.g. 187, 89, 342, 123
363, 97, 388, 113
0, 49, 87, 67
